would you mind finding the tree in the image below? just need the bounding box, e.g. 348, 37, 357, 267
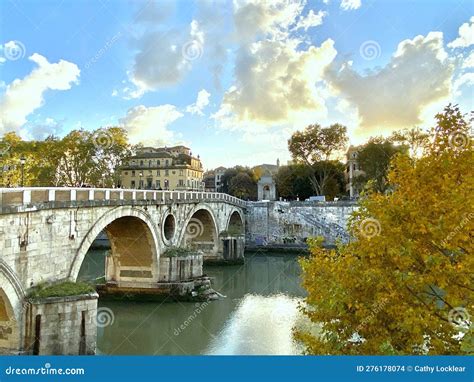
220, 166, 257, 197
229, 172, 256, 199
390, 127, 430, 158
296, 105, 473, 355
276, 162, 345, 200
288, 124, 348, 195
354, 138, 407, 194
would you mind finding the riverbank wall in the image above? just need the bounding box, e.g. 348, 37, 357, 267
245, 201, 358, 248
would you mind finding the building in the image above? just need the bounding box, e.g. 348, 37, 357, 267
120, 145, 204, 191
257, 175, 276, 201
345, 146, 364, 198
202, 166, 227, 192
214, 166, 226, 192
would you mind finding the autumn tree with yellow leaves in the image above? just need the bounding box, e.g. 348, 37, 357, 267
296, 105, 473, 355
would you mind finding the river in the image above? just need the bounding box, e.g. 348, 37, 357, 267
78, 250, 307, 355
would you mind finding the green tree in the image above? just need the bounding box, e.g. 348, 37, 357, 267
288, 124, 348, 195
229, 172, 257, 199
354, 138, 407, 194
296, 105, 473, 355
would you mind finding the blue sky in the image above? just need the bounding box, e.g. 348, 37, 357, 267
0, 0, 473, 169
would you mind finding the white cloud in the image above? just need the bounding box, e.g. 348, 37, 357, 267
0, 53, 80, 133
462, 50, 474, 68
128, 19, 204, 97
453, 72, 474, 96
340, 0, 361, 11
119, 104, 183, 145
295, 9, 327, 31
214, 0, 336, 129
448, 16, 474, 49
326, 32, 454, 134
186, 89, 211, 115
325, 32, 454, 137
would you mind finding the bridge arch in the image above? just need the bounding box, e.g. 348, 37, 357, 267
69, 206, 160, 284
226, 209, 245, 235
179, 204, 220, 258
0, 260, 25, 354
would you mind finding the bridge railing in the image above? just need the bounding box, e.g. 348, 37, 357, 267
0, 187, 247, 212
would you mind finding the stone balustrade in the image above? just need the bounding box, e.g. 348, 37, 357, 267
0, 187, 247, 214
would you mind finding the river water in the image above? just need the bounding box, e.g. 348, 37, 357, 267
78, 250, 306, 355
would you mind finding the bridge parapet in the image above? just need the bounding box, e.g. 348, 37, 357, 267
0, 188, 247, 214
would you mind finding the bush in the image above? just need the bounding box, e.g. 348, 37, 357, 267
28, 281, 95, 299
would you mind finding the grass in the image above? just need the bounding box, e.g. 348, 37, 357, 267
163, 246, 198, 257
28, 281, 95, 299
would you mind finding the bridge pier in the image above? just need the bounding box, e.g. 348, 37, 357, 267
23, 294, 98, 355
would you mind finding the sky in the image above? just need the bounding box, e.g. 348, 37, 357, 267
0, 0, 473, 169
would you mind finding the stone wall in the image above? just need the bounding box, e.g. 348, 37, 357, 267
158, 255, 203, 282
245, 201, 358, 246
24, 293, 98, 355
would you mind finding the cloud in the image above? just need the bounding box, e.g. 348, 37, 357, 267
0, 53, 80, 133
462, 50, 474, 68
340, 0, 361, 11
325, 32, 454, 136
295, 9, 327, 31
128, 17, 204, 97
214, 0, 336, 128
119, 104, 183, 145
186, 89, 211, 115
448, 16, 474, 49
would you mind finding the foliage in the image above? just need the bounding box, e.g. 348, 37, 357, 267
0, 127, 132, 187
229, 172, 257, 199
288, 123, 348, 195
163, 246, 198, 257
28, 281, 95, 299
390, 127, 430, 158
220, 166, 257, 199
296, 105, 473, 355
276, 162, 345, 200
354, 137, 407, 194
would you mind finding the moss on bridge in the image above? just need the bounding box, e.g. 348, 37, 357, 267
27, 281, 95, 299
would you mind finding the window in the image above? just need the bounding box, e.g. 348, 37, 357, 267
157, 160, 161, 166
165, 160, 169, 166
124, 171, 128, 175
179, 169, 184, 176
179, 179, 184, 187
131, 170, 136, 177
148, 160, 152, 167
140, 160, 144, 166
164, 179, 169, 189
165, 169, 169, 176
157, 170, 160, 176
156, 180, 161, 189
353, 164, 356, 171
131, 180, 136, 188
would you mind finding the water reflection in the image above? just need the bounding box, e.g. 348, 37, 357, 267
79, 251, 306, 355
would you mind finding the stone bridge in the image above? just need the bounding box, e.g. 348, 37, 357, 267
0, 187, 246, 355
